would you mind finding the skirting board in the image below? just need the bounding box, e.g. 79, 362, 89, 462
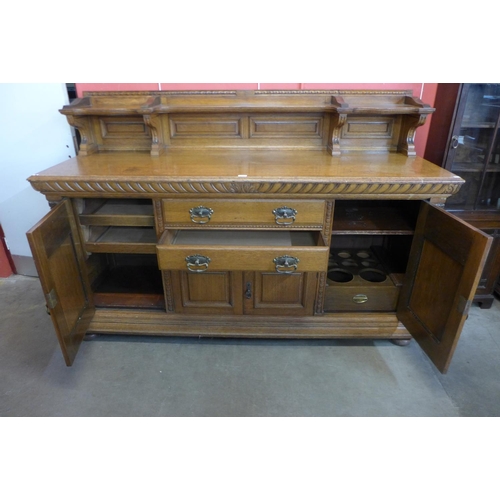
12, 255, 38, 277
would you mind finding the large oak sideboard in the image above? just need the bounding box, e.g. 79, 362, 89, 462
27, 90, 492, 373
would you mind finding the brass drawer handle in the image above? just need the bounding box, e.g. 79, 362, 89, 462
352, 294, 368, 304
274, 255, 299, 274
189, 206, 214, 224
273, 206, 297, 225
186, 254, 211, 272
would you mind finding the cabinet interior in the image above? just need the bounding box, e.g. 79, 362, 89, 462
326, 200, 418, 312
74, 198, 163, 309
88, 253, 164, 310
74, 197, 420, 314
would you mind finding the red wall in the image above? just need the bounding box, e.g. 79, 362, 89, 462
75, 83, 438, 157
0, 225, 15, 277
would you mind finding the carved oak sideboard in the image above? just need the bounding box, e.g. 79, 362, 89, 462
26, 90, 492, 373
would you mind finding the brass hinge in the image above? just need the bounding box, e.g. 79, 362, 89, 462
45, 289, 58, 310
457, 295, 471, 317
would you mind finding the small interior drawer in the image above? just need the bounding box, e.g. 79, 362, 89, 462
162, 199, 325, 228
324, 276, 401, 312
157, 229, 328, 272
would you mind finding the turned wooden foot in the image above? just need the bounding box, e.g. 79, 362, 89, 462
478, 298, 494, 309
391, 339, 411, 346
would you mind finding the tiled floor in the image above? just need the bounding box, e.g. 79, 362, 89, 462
1, 275, 499, 416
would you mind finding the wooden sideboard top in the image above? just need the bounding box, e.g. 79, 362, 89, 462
28, 150, 464, 199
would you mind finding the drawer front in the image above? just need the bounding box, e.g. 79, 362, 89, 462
324, 284, 400, 312
157, 230, 328, 273
162, 199, 325, 228
323, 272, 401, 312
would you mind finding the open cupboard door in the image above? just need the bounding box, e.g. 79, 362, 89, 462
397, 202, 492, 373
27, 200, 94, 366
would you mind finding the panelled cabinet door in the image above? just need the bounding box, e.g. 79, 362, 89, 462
397, 202, 492, 373
27, 200, 94, 366
243, 271, 317, 316
170, 271, 244, 314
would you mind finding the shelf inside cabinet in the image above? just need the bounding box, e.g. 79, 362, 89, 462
79, 199, 155, 226
332, 202, 417, 235
89, 254, 165, 309
85, 226, 157, 253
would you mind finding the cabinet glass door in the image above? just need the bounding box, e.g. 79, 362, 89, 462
445, 83, 500, 210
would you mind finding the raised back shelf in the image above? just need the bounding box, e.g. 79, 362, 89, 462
60, 90, 434, 157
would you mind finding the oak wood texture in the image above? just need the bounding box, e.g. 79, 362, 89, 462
26, 200, 94, 366
78, 199, 155, 226
26, 90, 491, 372
27, 150, 464, 199
397, 202, 492, 373
170, 270, 244, 315
243, 271, 317, 316
161, 199, 325, 229
157, 230, 328, 273
85, 226, 157, 254
60, 90, 434, 157
86, 309, 411, 339
324, 275, 400, 312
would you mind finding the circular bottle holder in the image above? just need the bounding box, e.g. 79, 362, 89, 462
337, 251, 351, 259
356, 251, 371, 259
341, 259, 359, 267
359, 268, 387, 283
327, 269, 354, 283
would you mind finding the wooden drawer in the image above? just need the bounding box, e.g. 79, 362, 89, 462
162, 199, 325, 228
157, 230, 328, 272
324, 273, 402, 312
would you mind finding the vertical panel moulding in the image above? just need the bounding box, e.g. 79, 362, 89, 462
160, 113, 172, 151
153, 200, 164, 239
315, 201, 335, 314
241, 114, 250, 140
162, 271, 175, 312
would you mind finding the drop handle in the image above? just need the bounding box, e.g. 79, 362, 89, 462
273, 206, 297, 225
451, 135, 459, 149
185, 254, 211, 272
245, 282, 252, 299
274, 255, 299, 274
189, 205, 214, 224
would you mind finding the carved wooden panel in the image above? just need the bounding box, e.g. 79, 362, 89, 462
342, 117, 394, 138
249, 114, 323, 138
171, 271, 243, 314
340, 116, 401, 152
243, 271, 317, 316
96, 116, 151, 151
100, 117, 149, 137
169, 114, 243, 138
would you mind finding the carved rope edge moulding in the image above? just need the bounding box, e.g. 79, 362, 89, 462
29, 180, 461, 196
82, 90, 413, 96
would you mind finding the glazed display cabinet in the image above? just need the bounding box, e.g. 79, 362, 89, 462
425, 83, 500, 308
26, 90, 493, 373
